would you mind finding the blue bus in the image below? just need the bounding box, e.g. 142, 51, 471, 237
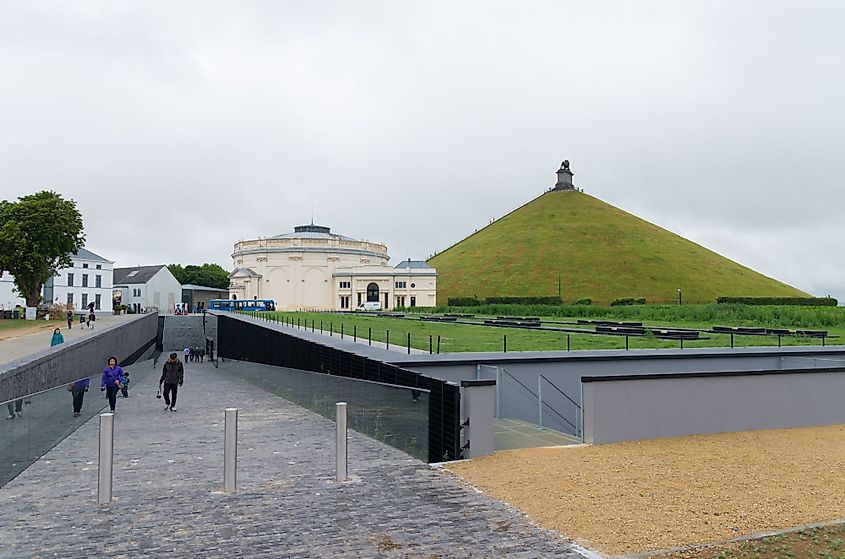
209, 299, 276, 312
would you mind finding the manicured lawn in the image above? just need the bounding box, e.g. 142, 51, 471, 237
267, 310, 843, 353
0, 319, 66, 340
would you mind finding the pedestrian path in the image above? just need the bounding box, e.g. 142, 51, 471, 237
0, 359, 587, 558
0, 314, 134, 367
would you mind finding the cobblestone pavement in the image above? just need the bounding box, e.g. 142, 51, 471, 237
0, 314, 136, 367
0, 360, 589, 558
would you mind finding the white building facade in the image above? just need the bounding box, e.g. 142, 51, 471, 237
230, 224, 436, 311
0, 248, 114, 313
113, 265, 182, 314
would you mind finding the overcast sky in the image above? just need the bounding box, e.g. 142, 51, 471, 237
1, 1, 843, 301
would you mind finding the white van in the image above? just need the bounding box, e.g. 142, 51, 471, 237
355, 301, 382, 311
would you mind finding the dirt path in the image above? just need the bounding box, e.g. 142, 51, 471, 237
447, 424, 845, 557
0, 320, 65, 342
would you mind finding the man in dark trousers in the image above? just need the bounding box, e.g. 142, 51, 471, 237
159, 352, 184, 412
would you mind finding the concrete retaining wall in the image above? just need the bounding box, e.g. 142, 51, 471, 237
162, 315, 214, 352
0, 313, 158, 401
582, 368, 845, 444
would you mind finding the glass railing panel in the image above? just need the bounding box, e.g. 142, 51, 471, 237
0, 360, 154, 487
221, 361, 429, 461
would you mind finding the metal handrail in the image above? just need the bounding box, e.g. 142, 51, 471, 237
501, 368, 577, 433
539, 374, 581, 409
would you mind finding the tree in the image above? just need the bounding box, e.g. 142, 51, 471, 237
0, 191, 85, 306
167, 263, 230, 290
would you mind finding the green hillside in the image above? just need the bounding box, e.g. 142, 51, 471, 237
428, 191, 808, 305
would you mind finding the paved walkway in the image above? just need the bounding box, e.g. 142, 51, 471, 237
0, 314, 136, 367
0, 360, 588, 558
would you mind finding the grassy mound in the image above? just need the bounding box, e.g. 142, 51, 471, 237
428, 191, 808, 305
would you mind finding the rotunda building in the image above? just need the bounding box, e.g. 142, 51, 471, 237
229, 224, 436, 311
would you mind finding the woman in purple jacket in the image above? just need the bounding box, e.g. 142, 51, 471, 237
100, 357, 124, 413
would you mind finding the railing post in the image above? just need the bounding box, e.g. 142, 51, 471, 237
97, 412, 114, 505
336, 402, 348, 482
407, 332, 411, 354
731, 332, 734, 348
386, 330, 390, 350
538, 376, 543, 429
625, 335, 629, 351
341, 323, 344, 339
320, 320, 323, 334
368, 327, 371, 346
330, 322, 333, 336
567, 334, 570, 352
353, 325, 356, 342
778, 334, 782, 348
503, 334, 507, 353
437, 335, 441, 354
224, 408, 238, 492
429, 334, 433, 354
495, 367, 501, 419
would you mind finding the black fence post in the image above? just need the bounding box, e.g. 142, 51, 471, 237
680, 338, 684, 350
429, 334, 432, 354
503, 334, 507, 353
567, 334, 570, 352
368, 327, 372, 346
731, 333, 734, 348
437, 335, 441, 354
320, 320, 323, 334
823, 336, 826, 347
625, 335, 629, 351
778, 334, 782, 348
407, 332, 411, 354
330, 322, 333, 336
353, 325, 357, 342
387, 330, 390, 350
341, 323, 344, 339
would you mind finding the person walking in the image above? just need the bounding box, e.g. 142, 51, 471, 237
100, 357, 124, 413
159, 353, 184, 412
68, 378, 89, 417
50, 328, 64, 347
66, 309, 73, 329
183, 346, 190, 363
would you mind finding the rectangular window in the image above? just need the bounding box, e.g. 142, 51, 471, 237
410, 296, 416, 307
82, 274, 88, 287
67, 273, 74, 287
339, 281, 351, 289
66, 292, 73, 306
81, 293, 88, 308
82, 263, 89, 269
95, 294, 101, 310
395, 281, 406, 289
95, 275, 102, 288
96, 264, 102, 269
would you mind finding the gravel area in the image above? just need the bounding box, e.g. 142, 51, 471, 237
447, 424, 845, 556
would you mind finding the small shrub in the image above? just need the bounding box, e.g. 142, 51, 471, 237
574, 297, 592, 305
611, 297, 647, 306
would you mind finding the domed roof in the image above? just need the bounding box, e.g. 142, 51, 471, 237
270, 224, 356, 241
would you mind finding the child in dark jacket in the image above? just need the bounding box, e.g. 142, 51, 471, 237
121, 371, 130, 398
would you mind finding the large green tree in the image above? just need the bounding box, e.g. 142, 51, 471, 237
168, 263, 230, 290
0, 191, 85, 307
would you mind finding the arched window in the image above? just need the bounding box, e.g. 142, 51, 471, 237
366, 282, 379, 302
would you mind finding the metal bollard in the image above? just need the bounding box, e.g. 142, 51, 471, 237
336, 402, 348, 482
224, 408, 238, 492
98, 413, 115, 504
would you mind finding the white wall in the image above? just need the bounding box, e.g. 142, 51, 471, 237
145, 268, 182, 313
0, 276, 24, 309
52, 257, 114, 313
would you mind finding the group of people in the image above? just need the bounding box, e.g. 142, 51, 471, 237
183, 345, 205, 363
65, 301, 97, 330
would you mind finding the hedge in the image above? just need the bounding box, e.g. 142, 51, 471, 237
448, 297, 481, 307
610, 297, 647, 306
716, 296, 838, 307
484, 296, 562, 305
575, 298, 593, 305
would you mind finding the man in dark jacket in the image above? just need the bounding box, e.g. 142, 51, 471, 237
159, 353, 184, 412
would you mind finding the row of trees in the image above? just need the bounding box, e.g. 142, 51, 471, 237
0, 191, 85, 306
167, 263, 230, 289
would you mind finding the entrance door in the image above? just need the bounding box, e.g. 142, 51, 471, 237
366, 282, 379, 302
